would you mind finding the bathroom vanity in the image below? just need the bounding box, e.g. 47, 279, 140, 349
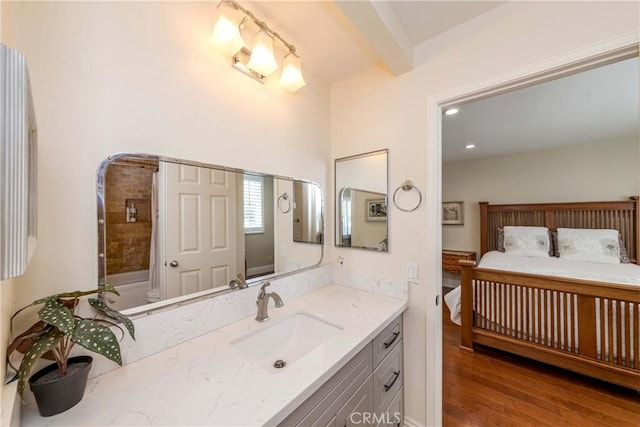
20, 284, 407, 426
279, 314, 403, 427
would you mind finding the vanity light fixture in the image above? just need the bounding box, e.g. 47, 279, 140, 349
444, 108, 459, 115
210, 1, 245, 56
232, 48, 264, 82
465, 144, 476, 149
211, 0, 306, 92
246, 29, 279, 77
279, 52, 306, 92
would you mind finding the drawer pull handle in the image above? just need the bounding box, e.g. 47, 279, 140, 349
384, 371, 400, 392
383, 332, 400, 349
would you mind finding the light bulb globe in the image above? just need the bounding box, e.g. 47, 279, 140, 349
211, 3, 244, 56
279, 53, 306, 92
247, 30, 278, 76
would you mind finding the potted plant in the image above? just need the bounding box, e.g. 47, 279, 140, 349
6, 284, 135, 416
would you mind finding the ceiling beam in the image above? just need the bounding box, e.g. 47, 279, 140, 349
335, 0, 414, 75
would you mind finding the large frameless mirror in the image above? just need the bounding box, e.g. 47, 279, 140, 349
97, 153, 323, 313
335, 149, 389, 251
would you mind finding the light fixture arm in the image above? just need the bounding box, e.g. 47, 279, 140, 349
221, 0, 297, 54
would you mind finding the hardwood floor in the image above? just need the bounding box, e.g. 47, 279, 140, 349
442, 300, 640, 426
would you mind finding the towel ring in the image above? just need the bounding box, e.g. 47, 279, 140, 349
278, 193, 291, 213
392, 180, 422, 212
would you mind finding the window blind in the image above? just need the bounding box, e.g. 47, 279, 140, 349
244, 175, 264, 233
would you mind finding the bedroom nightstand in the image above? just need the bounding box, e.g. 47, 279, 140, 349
442, 250, 476, 274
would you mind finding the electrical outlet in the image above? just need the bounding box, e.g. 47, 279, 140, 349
406, 262, 419, 282
337, 256, 345, 269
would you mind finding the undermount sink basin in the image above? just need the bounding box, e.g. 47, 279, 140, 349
231, 312, 343, 372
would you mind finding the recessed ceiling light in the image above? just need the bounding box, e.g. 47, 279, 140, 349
465, 144, 475, 149
444, 108, 459, 116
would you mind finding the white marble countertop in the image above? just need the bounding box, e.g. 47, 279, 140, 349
22, 285, 408, 426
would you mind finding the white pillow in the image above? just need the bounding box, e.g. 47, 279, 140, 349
503, 226, 550, 258
557, 228, 620, 264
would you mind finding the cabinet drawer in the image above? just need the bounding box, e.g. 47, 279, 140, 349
442, 257, 461, 273
372, 316, 402, 367
442, 251, 476, 274
373, 339, 403, 412
376, 389, 403, 427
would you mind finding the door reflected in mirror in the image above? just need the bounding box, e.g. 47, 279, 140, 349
98, 154, 323, 313
335, 150, 388, 251
292, 181, 323, 244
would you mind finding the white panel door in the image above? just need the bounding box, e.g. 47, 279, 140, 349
163, 163, 238, 299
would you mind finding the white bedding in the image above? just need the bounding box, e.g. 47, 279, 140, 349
445, 251, 640, 326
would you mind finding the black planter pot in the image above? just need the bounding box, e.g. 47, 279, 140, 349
29, 355, 93, 417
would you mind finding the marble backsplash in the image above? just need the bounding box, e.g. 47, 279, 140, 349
69, 264, 407, 382
332, 268, 408, 300
89, 264, 333, 379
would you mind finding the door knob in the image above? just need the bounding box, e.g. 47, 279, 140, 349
169, 260, 179, 268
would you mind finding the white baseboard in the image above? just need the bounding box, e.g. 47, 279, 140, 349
247, 264, 274, 276
1, 381, 20, 427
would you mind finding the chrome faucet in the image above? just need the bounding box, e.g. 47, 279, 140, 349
255, 282, 284, 322
229, 273, 248, 290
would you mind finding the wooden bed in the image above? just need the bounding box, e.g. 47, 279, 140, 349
459, 196, 640, 390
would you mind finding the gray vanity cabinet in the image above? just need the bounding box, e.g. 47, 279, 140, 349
373, 341, 402, 412
279, 315, 403, 427
337, 376, 374, 427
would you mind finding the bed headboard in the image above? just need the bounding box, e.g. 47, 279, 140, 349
479, 196, 639, 264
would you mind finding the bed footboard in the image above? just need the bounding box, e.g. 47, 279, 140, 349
459, 260, 640, 390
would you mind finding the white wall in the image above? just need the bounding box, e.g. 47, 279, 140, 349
330, 2, 639, 425
5, 1, 330, 314
443, 138, 640, 256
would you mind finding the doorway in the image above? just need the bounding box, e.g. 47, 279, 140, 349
428, 43, 639, 425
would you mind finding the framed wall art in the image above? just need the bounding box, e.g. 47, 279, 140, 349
366, 199, 387, 221
443, 201, 464, 225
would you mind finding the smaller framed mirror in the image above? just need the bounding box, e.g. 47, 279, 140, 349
335, 149, 389, 251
